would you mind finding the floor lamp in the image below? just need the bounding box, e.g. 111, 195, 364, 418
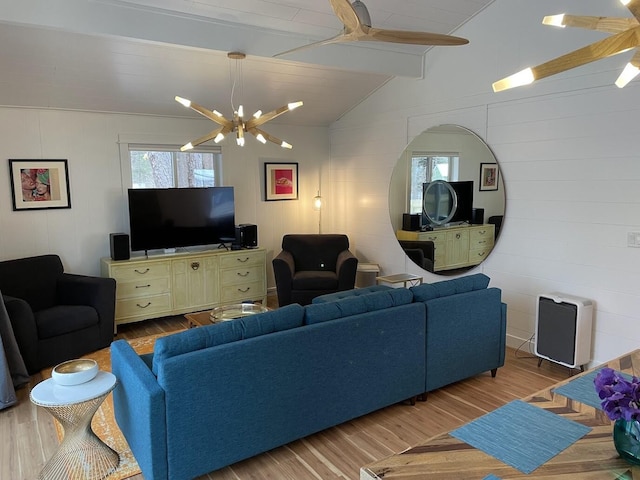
313, 191, 322, 234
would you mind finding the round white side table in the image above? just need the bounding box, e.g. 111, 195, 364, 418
30, 371, 119, 480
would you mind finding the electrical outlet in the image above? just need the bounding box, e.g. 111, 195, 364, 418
628, 232, 640, 247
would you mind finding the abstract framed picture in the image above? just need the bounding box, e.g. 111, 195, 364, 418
479, 163, 499, 191
9, 159, 72, 210
264, 162, 298, 201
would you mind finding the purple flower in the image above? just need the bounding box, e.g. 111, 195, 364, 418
594, 368, 640, 421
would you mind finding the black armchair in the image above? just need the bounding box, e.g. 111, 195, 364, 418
272, 234, 358, 306
0, 255, 116, 374
399, 240, 435, 273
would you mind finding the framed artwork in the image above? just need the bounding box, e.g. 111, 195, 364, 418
264, 162, 298, 201
479, 163, 499, 191
9, 159, 72, 210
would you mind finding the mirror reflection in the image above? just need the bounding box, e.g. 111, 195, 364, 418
389, 125, 505, 275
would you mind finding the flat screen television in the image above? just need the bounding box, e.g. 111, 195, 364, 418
449, 180, 474, 224
128, 187, 235, 252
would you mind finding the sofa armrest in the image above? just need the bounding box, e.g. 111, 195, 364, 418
57, 274, 116, 346
272, 250, 295, 306
2, 295, 39, 374
111, 340, 168, 480
336, 250, 358, 290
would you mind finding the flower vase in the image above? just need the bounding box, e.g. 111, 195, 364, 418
613, 419, 640, 465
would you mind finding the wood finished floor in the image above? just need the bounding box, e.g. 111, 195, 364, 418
3, 296, 575, 480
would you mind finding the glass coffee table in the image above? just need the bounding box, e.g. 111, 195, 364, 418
185, 302, 270, 328
376, 273, 423, 288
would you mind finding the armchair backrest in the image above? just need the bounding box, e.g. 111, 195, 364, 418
281, 234, 350, 272
0, 254, 64, 311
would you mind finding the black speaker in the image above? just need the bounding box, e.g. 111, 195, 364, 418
235, 224, 258, 248
471, 208, 485, 225
402, 213, 421, 231
110, 233, 130, 261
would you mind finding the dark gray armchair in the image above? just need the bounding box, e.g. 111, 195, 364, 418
399, 240, 435, 273
0, 254, 116, 374
272, 234, 358, 306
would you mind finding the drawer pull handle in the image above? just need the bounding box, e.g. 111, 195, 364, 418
191, 262, 200, 270
135, 284, 151, 289
237, 257, 250, 263
136, 302, 152, 309
134, 268, 150, 275
477, 252, 486, 258
456, 233, 461, 239
479, 240, 486, 245
479, 230, 486, 234
237, 271, 250, 277
238, 287, 251, 293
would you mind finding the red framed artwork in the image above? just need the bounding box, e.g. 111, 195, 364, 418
264, 162, 298, 201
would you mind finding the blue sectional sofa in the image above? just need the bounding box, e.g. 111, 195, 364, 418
111, 273, 505, 480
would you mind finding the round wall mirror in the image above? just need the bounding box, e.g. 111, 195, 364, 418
389, 124, 505, 276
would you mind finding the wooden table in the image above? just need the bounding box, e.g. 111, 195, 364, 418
376, 273, 423, 288
360, 350, 640, 479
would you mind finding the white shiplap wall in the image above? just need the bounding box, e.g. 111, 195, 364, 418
0, 107, 330, 287
330, 0, 640, 367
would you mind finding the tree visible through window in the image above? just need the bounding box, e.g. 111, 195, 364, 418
129, 146, 222, 188
409, 153, 458, 214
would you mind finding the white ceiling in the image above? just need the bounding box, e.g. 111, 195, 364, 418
0, 0, 495, 126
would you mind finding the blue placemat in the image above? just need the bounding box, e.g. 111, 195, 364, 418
451, 400, 591, 474
483, 475, 501, 480
553, 368, 635, 410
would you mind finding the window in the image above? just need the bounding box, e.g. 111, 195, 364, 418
128, 145, 222, 188
409, 152, 459, 214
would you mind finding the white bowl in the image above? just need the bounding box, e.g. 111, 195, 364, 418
51, 359, 99, 386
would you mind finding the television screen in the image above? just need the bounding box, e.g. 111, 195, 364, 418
449, 181, 474, 224
128, 187, 235, 252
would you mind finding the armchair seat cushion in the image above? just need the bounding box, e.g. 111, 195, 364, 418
36, 305, 99, 339
292, 271, 338, 290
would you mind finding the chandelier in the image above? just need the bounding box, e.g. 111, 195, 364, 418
176, 52, 303, 150
493, 0, 640, 92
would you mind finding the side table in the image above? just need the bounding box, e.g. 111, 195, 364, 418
376, 273, 423, 288
30, 371, 119, 480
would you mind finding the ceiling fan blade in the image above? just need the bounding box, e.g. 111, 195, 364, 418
364, 27, 468, 46
531, 26, 640, 81
552, 15, 638, 33
246, 101, 303, 129
624, 0, 640, 23
330, 0, 361, 32
273, 34, 346, 58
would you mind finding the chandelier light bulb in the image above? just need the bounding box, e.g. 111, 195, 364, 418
281, 141, 293, 149
180, 142, 194, 152
253, 110, 262, 119
237, 105, 244, 118
542, 14, 566, 27
620, 0, 631, 5
175, 96, 191, 108
288, 101, 303, 110
615, 62, 640, 87
492, 68, 535, 92
212, 110, 223, 117
256, 133, 267, 144
214, 133, 225, 143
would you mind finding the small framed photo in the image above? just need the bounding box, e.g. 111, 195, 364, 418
264, 162, 298, 201
9, 159, 72, 210
479, 163, 499, 191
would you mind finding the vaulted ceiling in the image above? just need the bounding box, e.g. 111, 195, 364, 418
0, 0, 495, 126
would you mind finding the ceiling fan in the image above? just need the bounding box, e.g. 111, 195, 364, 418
274, 0, 468, 58
493, 0, 640, 91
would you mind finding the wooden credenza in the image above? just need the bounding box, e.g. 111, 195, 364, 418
397, 224, 494, 272
101, 248, 267, 330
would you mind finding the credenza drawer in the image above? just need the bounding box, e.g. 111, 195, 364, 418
110, 262, 171, 281
115, 293, 172, 319
116, 277, 171, 299
220, 265, 263, 286
220, 251, 264, 269
469, 247, 493, 265
221, 281, 265, 303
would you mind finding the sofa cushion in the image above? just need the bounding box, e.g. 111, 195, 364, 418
312, 285, 392, 303
304, 288, 413, 325
410, 273, 490, 302
35, 305, 99, 339
292, 271, 338, 290
152, 304, 305, 375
